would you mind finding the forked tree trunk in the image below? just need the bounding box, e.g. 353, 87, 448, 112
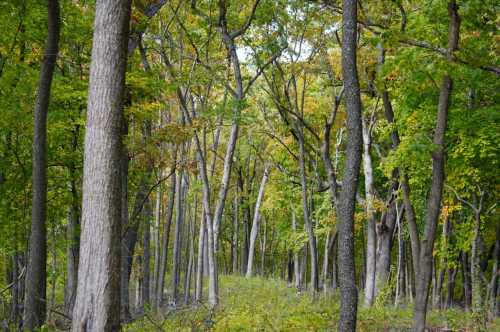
337, 0, 363, 330
71, 0, 131, 330
23, 0, 60, 329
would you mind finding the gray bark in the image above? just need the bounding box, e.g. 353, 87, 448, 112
412, 3, 458, 330
337, 0, 363, 330
362, 112, 377, 306
246, 165, 270, 277
155, 149, 177, 309
23, 0, 60, 328
71, 0, 131, 329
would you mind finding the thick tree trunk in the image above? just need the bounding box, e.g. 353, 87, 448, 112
71, 0, 131, 330
337, 0, 363, 330
246, 165, 270, 277
23, 0, 60, 329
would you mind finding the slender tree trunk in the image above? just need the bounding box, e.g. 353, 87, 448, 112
23, 0, 60, 329
413, 5, 458, 331
337, 1, 363, 330
232, 194, 239, 274
151, 185, 162, 304
461, 251, 473, 311
172, 169, 185, 305
119, 131, 130, 320
446, 267, 457, 309
184, 195, 196, 305
260, 218, 267, 276
362, 113, 377, 306
489, 222, 500, 316
298, 132, 319, 292
195, 211, 205, 302
471, 210, 485, 325
65, 149, 80, 316
71, 0, 131, 329
141, 199, 152, 308
292, 211, 301, 290
155, 150, 177, 309
246, 165, 270, 277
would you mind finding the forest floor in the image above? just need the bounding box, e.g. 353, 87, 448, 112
124, 275, 500, 331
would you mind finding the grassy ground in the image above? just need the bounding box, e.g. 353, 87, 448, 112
125, 275, 499, 331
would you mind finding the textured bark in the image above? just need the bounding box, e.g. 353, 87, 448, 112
412, 3, 458, 331
71, 0, 131, 330
337, 1, 363, 329
246, 165, 270, 277
23, 0, 60, 329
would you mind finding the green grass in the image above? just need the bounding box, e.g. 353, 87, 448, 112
125, 275, 500, 331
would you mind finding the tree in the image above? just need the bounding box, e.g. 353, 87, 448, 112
23, 0, 60, 329
336, 0, 363, 330
71, 0, 132, 330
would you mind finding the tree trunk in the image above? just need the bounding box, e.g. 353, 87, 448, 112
362, 113, 377, 306
298, 132, 319, 292
337, 0, 363, 330
232, 194, 239, 274
23, 0, 60, 329
471, 210, 485, 324
155, 150, 177, 309
141, 199, 152, 308
461, 251, 472, 311
489, 222, 499, 316
195, 211, 205, 302
71, 0, 131, 329
151, 184, 162, 304
292, 211, 301, 290
65, 147, 80, 316
246, 165, 270, 277
412, 4, 458, 331
172, 169, 186, 305
184, 196, 196, 305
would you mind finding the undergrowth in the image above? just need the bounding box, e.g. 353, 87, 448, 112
125, 275, 499, 331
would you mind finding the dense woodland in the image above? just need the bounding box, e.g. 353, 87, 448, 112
0, 0, 499, 331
